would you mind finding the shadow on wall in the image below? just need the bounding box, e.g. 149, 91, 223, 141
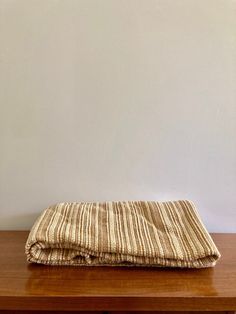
0, 212, 41, 230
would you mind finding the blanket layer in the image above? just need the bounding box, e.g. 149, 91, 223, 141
25, 200, 220, 268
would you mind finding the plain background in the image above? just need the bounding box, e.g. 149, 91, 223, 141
0, 0, 235, 231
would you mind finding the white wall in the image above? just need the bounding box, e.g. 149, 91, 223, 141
0, 0, 235, 231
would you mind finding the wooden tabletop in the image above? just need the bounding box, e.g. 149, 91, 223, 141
0, 231, 235, 311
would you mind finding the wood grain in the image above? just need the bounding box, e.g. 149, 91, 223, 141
0, 232, 235, 311
0, 312, 235, 314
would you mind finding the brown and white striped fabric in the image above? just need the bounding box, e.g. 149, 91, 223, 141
25, 200, 221, 268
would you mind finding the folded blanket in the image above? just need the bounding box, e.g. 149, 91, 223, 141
25, 200, 221, 268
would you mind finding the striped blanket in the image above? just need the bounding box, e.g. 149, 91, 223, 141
25, 200, 220, 268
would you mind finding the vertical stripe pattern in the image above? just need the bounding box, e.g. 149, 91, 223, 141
25, 200, 221, 268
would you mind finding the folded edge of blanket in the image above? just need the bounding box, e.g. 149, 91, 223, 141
25, 200, 221, 268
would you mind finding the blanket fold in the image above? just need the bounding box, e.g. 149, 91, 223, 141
25, 200, 220, 268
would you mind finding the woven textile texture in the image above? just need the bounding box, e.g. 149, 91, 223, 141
25, 200, 221, 268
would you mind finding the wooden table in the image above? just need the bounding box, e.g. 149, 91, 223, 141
0, 232, 235, 314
